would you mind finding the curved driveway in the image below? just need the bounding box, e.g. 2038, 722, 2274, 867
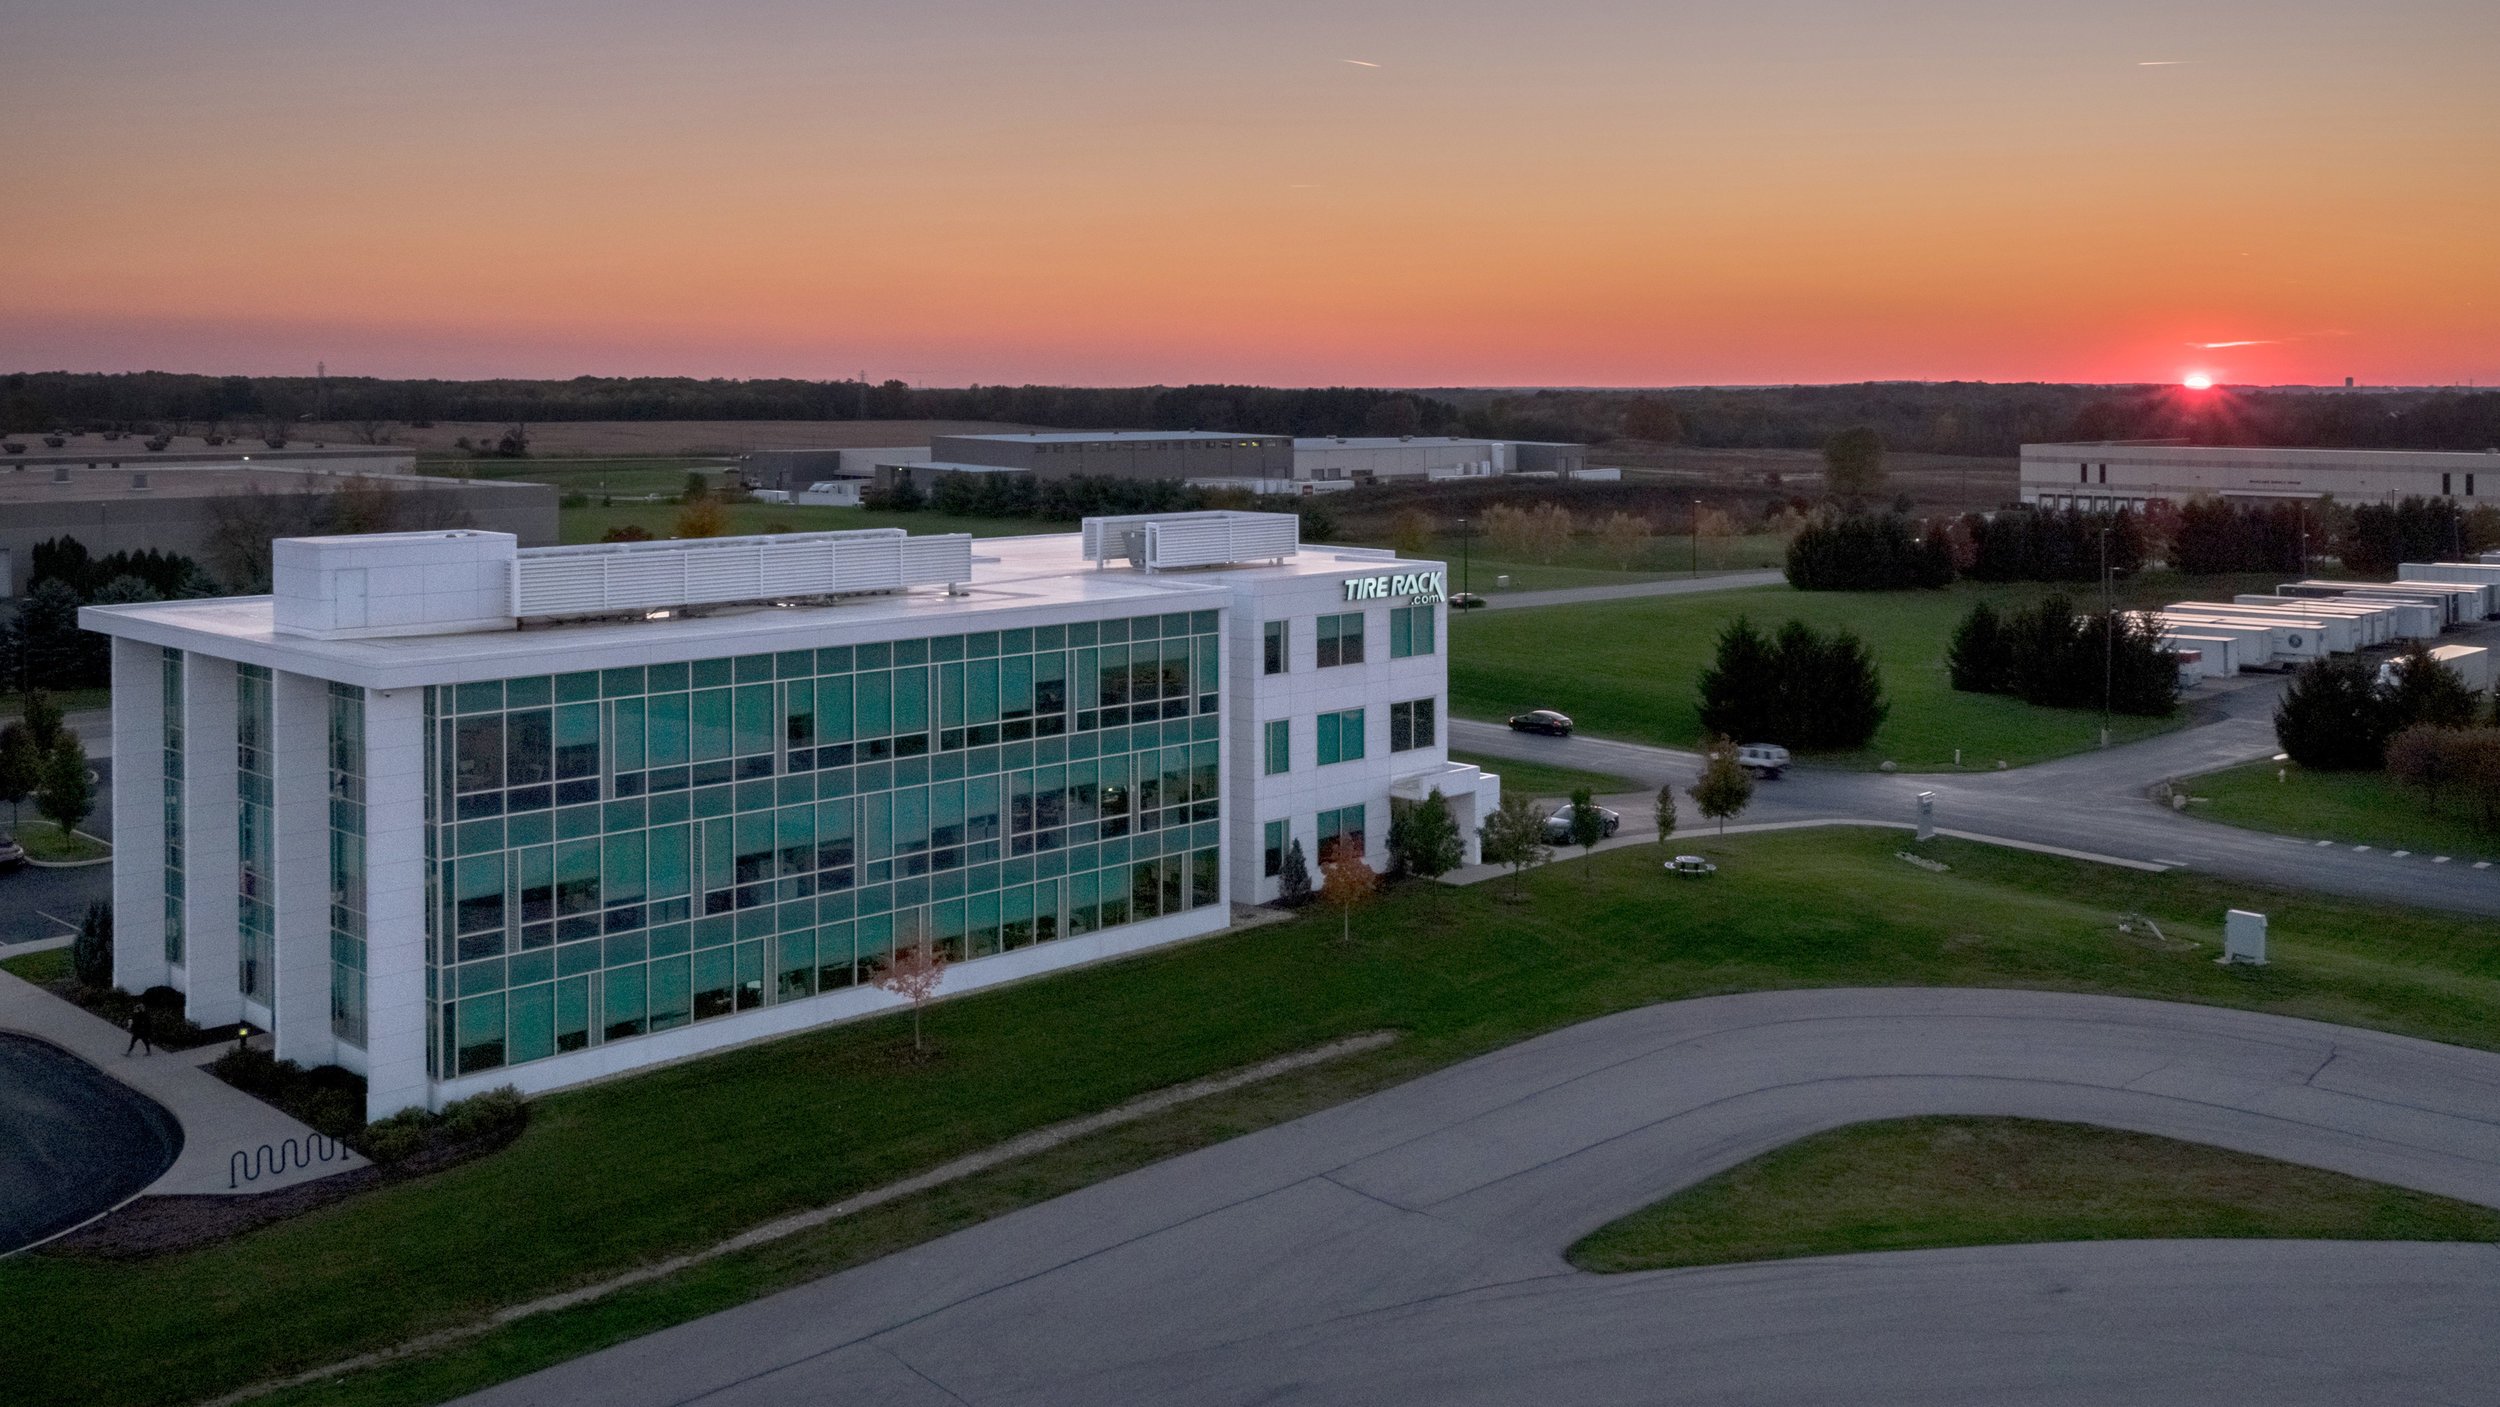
1453, 671, 2500, 917
462, 989, 2500, 1407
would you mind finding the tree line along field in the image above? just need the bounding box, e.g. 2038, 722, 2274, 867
15, 826, 2500, 1407
1449, 575, 2295, 770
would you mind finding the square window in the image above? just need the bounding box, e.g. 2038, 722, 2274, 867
1316, 707, 1365, 766
1315, 613, 1366, 668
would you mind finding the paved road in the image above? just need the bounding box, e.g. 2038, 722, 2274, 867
461, 988, 2500, 1407
1473, 568, 1787, 611
1451, 672, 2500, 916
0, 755, 116, 948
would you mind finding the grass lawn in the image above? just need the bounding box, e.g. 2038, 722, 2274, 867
1449, 750, 1639, 799
417, 456, 730, 500
17, 826, 2500, 1407
2, 947, 72, 984
1568, 1114, 2500, 1272
1392, 533, 1789, 595
14, 819, 109, 862
2189, 760, 2500, 863
1449, 572, 2296, 770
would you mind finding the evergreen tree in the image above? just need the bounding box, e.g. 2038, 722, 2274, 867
1697, 617, 1780, 742
0, 722, 33, 825
2275, 657, 2394, 770
1947, 601, 2012, 693
72, 901, 112, 989
2382, 641, 2478, 731
1277, 838, 1314, 907
1810, 627, 1889, 748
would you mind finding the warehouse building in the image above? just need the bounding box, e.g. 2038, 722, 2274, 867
0, 456, 554, 596
80, 512, 1493, 1120
2022, 441, 2500, 512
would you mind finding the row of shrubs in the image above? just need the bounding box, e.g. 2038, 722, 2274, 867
208, 1044, 529, 1165
1946, 598, 2182, 716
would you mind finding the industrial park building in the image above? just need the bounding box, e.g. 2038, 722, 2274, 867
80, 513, 1494, 1121
2022, 441, 2500, 512
0, 449, 555, 596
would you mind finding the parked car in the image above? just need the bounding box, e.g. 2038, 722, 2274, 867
0, 833, 24, 869
1450, 592, 1488, 611
1508, 709, 1574, 736
1668, 854, 1718, 877
1544, 804, 1621, 842
1736, 743, 1792, 779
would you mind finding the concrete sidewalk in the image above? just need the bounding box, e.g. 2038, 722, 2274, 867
0, 969, 363, 1201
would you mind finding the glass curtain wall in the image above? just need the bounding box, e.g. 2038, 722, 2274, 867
162, 647, 185, 966
329, 683, 368, 1046
424, 611, 1226, 1079
236, 663, 274, 1003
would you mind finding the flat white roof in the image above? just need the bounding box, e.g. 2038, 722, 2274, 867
944, 431, 1286, 444
82, 528, 1422, 690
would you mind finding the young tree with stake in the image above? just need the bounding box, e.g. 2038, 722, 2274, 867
870, 928, 950, 1057
1319, 851, 1378, 944
1566, 785, 1608, 880
1690, 738, 1756, 834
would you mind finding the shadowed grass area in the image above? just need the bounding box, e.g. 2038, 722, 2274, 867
14, 827, 2500, 1407
2, 947, 73, 984
2188, 759, 2500, 863
1449, 750, 1639, 799
1449, 573, 2299, 770
1569, 1115, 2500, 1272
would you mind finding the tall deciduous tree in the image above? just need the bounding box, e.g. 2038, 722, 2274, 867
36, 732, 93, 836
1566, 785, 1608, 881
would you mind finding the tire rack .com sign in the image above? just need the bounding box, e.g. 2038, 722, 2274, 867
1343, 570, 1447, 605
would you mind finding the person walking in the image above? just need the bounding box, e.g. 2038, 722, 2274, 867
124, 1003, 154, 1057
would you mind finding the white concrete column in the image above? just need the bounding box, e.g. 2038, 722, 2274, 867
363, 686, 430, 1121
180, 653, 242, 1028
271, 671, 333, 1068
109, 637, 168, 993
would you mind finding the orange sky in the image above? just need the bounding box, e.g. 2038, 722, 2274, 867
6, 1, 2496, 386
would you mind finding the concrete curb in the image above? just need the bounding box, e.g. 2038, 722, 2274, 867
1440, 818, 2175, 886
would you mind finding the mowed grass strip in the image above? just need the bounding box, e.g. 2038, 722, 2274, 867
1448, 573, 2297, 770
1569, 1115, 2500, 1272
2189, 759, 2500, 863
1448, 750, 1639, 799
17, 827, 2500, 1407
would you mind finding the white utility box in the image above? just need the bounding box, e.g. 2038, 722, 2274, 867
2221, 909, 2268, 966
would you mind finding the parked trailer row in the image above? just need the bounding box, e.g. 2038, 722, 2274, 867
2232, 595, 2397, 648
2150, 608, 2334, 665
2398, 563, 2500, 618
2281, 580, 2476, 630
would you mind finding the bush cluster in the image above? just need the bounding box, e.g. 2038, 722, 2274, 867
2386, 726, 2500, 827
1947, 597, 2181, 716
1696, 617, 1888, 750
2274, 644, 2481, 770
359, 1087, 531, 1165
1784, 514, 1953, 591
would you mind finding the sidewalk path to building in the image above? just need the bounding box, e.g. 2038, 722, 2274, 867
455, 988, 2500, 1407
1447, 669, 2500, 918
0, 967, 363, 1218
1472, 568, 1786, 611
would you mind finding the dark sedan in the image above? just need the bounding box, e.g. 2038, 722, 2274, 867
1507, 709, 1573, 736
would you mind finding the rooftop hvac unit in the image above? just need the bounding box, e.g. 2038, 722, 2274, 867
1081, 511, 1299, 570
512, 527, 972, 619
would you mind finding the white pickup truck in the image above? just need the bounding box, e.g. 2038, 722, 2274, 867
1736, 743, 1791, 779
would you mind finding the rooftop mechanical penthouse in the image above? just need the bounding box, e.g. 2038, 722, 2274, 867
79, 514, 1498, 1120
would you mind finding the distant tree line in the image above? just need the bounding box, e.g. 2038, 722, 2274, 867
1947, 598, 2180, 716
13, 371, 2500, 459
1958, 507, 2148, 582
1696, 617, 1888, 751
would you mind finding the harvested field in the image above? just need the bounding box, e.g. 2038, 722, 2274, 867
295, 420, 1037, 457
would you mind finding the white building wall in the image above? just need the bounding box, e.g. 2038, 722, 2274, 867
109, 636, 168, 992
2021, 443, 2500, 509
179, 652, 242, 1027
362, 686, 430, 1120
271, 670, 334, 1068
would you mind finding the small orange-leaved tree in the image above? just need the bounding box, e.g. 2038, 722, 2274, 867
1319, 851, 1379, 945
870, 930, 950, 1055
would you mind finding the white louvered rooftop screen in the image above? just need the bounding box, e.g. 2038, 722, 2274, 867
512, 528, 974, 618
1081, 511, 1299, 569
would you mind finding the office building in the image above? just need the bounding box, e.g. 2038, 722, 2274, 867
80, 512, 1494, 1120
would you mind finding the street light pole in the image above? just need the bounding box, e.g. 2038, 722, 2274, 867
2100, 520, 2112, 748
1692, 498, 1701, 578
1459, 516, 1471, 595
